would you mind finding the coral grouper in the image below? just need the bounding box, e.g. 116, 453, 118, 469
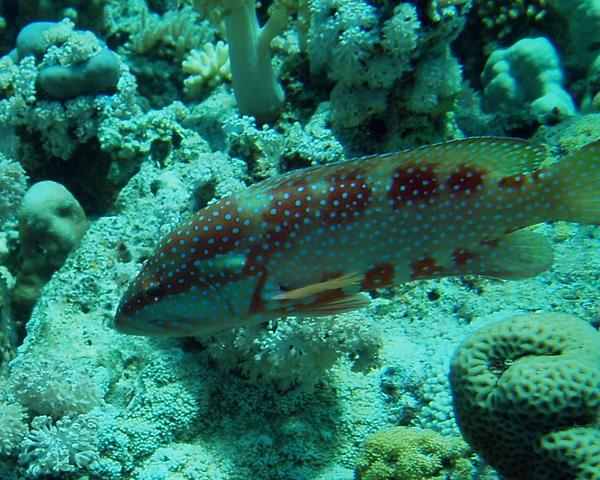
115, 137, 600, 336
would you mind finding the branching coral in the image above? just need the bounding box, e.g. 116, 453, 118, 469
306, 0, 468, 148
124, 6, 206, 61
182, 41, 231, 98
200, 311, 382, 390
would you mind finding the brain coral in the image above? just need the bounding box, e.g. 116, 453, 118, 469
354, 426, 474, 480
449, 312, 600, 480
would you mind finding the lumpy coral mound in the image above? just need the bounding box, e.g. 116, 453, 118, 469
450, 312, 600, 480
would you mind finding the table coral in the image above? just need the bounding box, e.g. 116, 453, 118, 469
450, 312, 600, 480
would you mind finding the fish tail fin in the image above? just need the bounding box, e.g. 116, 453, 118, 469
549, 140, 600, 224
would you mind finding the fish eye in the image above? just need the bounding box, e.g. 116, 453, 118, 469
143, 283, 164, 302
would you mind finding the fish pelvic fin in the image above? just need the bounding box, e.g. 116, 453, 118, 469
270, 272, 363, 301
549, 140, 600, 225
293, 293, 372, 317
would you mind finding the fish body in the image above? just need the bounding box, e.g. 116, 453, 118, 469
115, 138, 600, 336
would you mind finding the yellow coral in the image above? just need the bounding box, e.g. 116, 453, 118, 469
473, 0, 549, 38
355, 426, 474, 480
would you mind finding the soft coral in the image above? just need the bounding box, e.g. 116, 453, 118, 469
198, 0, 292, 122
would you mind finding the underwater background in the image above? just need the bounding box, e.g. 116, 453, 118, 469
0, 1, 599, 479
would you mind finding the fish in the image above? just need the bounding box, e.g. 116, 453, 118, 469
114, 137, 600, 336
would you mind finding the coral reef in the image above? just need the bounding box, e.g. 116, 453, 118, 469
355, 426, 474, 480
182, 41, 231, 98
481, 37, 575, 125
0, 400, 28, 457
2, 19, 131, 161
13, 181, 88, 320
450, 312, 600, 480
306, 0, 468, 151
15, 21, 120, 99
0, 1, 597, 479
0, 153, 27, 227
19, 414, 99, 478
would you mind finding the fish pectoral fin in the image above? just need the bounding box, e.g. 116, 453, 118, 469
475, 230, 554, 280
270, 272, 363, 301
295, 293, 372, 316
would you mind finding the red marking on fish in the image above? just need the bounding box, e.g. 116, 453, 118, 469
498, 174, 526, 189
323, 169, 372, 225
480, 238, 500, 248
389, 163, 438, 208
410, 257, 445, 280
446, 165, 487, 194
362, 263, 395, 290
453, 249, 478, 267
193, 200, 244, 258
114, 138, 600, 337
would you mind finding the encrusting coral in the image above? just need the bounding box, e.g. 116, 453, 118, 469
450, 312, 600, 480
354, 426, 474, 480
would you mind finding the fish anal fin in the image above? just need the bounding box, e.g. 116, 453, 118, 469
456, 230, 553, 280
294, 293, 372, 317
271, 272, 363, 301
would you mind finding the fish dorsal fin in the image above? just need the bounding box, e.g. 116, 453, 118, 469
270, 272, 363, 301
378, 137, 547, 177
294, 293, 372, 316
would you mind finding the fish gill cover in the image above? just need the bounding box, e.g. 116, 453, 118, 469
0, 1, 598, 480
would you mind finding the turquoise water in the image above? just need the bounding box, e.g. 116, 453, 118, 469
0, 1, 599, 479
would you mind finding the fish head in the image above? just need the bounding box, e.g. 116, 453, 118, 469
114, 220, 260, 337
